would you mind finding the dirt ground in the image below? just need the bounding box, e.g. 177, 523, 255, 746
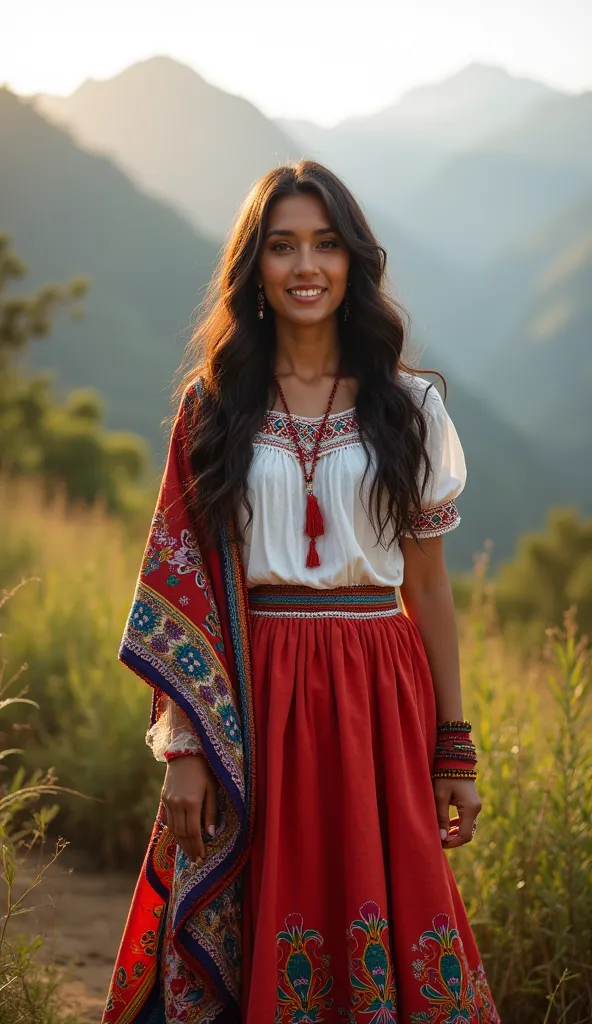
16, 857, 136, 1024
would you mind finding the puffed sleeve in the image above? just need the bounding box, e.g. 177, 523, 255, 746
145, 696, 203, 761
403, 376, 467, 538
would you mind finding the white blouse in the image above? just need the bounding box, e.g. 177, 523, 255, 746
237, 373, 467, 589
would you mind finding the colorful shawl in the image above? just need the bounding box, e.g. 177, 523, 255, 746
102, 382, 256, 1024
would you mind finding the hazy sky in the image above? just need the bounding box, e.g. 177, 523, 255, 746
2, 0, 590, 126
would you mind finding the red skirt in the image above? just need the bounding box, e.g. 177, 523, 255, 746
241, 585, 500, 1024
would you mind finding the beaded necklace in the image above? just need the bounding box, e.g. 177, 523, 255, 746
272, 372, 341, 568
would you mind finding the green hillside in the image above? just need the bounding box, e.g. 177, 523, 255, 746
479, 194, 592, 498
0, 87, 217, 450
442, 384, 564, 567
446, 189, 592, 378
370, 205, 476, 361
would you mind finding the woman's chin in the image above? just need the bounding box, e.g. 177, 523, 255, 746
278, 303, 337, 327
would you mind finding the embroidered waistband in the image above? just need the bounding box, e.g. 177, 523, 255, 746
247, 584, 399, 619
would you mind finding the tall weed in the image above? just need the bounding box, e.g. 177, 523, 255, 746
455, 552, 592, 1022
0, 582, 78, 1024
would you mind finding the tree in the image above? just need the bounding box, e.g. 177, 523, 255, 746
0, 233, 150, 511
0, 232, 87, 371
495, 508, 592, 638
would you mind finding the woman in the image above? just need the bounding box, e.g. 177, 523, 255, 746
102, 160, 500, 1024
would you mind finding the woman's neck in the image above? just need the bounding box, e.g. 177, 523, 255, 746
270, 315, 358, 416
273, 315, 340, 382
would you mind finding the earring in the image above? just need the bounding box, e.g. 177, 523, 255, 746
343, 296, 349, 322
257, 285, 265, 319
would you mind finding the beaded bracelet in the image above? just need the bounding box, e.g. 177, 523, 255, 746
432, 767, 478, 780
435, 743, 477, 753
435, 744, 477, 758
435, 750, 477, 763
434, 748, 477, 758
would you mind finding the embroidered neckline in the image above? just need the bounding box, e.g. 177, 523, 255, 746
256, 407, 360, 458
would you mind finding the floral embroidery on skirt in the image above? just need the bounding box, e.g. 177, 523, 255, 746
276, 913, 335, 1022
345, 901, 397, 1022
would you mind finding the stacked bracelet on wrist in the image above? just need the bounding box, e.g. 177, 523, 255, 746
432, 720, 478, 780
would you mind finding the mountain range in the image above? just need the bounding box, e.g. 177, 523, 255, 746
277, 62, 562, 246
37, 56, 299, 242
1, 56, 589, 569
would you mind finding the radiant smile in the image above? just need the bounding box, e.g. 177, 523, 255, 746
287, 287, 327, 299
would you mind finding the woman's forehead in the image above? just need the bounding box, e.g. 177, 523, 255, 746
267, 192, 331, 229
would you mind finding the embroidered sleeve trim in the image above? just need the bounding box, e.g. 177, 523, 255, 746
404, 500, 461, 538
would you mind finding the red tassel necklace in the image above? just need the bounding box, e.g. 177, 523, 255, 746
273, 371, 341, 569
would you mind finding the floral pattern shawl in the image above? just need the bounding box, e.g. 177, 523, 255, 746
102, 382, 256, 1024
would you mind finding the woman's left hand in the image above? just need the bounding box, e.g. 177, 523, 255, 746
433, 777, 482, 848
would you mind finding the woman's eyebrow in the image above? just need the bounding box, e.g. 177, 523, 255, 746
265, 226, 335, 238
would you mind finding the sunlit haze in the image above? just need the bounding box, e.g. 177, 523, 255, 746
2, 0, 591, 126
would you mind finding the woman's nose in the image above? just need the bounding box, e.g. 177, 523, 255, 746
294, 246, 320, 276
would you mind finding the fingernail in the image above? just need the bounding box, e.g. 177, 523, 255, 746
207, 825, 216, 837
440, 828, 448, 840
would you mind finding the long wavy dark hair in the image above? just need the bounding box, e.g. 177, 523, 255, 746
177, 159, 441, 549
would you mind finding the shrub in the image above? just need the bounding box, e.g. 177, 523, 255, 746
495, 508, 592, 645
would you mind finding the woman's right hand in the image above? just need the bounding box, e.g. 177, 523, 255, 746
161, 754, 218, 864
